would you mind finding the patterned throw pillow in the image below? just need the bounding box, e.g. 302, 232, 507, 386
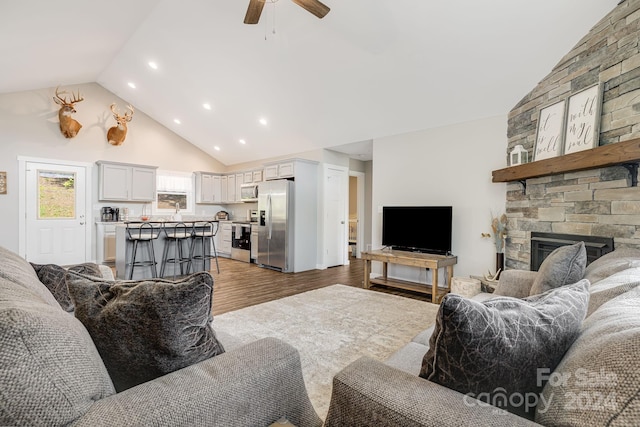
529, 242, 587, 296
68, 263, 103, 278
420, 280, 589, 418
66, 271, 225, 392
31, 263, 103, 312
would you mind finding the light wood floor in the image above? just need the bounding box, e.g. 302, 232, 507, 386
210, 256, 431, 315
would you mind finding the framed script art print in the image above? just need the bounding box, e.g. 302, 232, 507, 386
534, 100, 566, 161
563, 84, 602, 155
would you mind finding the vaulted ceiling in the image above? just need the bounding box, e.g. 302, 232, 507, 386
0, 1, 617, 165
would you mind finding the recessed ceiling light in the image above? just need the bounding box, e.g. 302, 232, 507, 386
174, 119, 181, 125
239, 139, 246, 144
259, 118, 268, 126
148, 61, 158, 70
203, 103, 212, 110
214, 146, 221, 151
128, 82, 136, 89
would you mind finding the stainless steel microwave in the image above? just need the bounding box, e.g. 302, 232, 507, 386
240, 183, 259, 202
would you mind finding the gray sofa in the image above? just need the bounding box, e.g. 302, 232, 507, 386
0, 245, 321, 427
325, 247, 640, 426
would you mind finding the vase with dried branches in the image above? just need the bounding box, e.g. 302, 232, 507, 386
481, 212, 508, 279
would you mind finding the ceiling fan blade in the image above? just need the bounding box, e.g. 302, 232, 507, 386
291, 0, 330, 19
244, 0, 265, 24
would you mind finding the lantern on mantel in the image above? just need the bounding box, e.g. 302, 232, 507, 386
510, 145, 529, 166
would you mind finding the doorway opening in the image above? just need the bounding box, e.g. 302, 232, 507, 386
349, 171, 365, 259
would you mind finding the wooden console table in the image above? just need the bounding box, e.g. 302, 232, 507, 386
362, 250, 457, 303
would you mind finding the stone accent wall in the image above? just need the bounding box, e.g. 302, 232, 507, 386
505, 0, 640, 270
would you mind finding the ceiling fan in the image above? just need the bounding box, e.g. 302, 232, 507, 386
244, 0, 330, 24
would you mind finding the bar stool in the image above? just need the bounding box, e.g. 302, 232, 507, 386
189, 221, 220, 274
126, 222, 160, 280
160, 222, 193, 280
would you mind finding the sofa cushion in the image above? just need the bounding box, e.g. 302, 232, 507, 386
587, 267, 640, 317
583, 247, 640, 285
420, 280, 589, 419
0, 285, 115, 425
67, 271, 225, 392
535, 285, 640, 426
493, 270, 538, 298
0, 246, 61, 309
30, 263, 103, 312
385, 342, 430, 376
529, 242, 586, 296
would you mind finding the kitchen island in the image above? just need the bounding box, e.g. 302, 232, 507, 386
114, 220, 217, 280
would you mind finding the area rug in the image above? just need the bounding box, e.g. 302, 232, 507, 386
213, 284, 440, 419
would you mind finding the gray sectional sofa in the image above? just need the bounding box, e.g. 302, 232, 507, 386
325, 247, 640, 426
0, 245, 321, 427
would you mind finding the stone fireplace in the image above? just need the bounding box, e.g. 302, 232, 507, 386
504, 0, 640, 270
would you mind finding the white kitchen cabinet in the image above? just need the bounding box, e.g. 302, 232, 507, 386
235, 173, 244, 203
96, 222, 118, 264
264, 165, 279, 180
221, 176, 228, 203
195, 172, 223, 204
218, 222, 232, 255
97, 161, 157, 202
242, 170, 263, 183
227, 174, 236, 203
264, 162, 294, 180
277, 162, 294, 178
130, 167, 156, 200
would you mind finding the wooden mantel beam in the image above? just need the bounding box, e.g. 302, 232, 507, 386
492, 138, 640, 183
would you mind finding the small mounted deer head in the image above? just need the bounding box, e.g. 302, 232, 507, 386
53, 86, 84, 138
107, 103, 134, 146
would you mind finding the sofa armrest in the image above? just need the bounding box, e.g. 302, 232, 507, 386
325, 357, 539, 427
493, 270, 538, 298
72, 338, 322, 427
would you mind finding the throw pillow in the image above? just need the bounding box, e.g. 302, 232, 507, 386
420, 280, 589, 419
66, 271, 225, 392
68, 262, 104, 278
31, 263, 103, 312
529, 241, 586, 296
535, 285, 640, 426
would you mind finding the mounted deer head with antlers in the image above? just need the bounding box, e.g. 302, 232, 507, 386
107, 103, 134, 146
53, 86, 84, 138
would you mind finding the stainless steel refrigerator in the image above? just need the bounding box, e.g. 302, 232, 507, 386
257, 179, 294, 272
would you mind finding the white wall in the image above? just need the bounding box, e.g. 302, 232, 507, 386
0, 83, 225, 254
372, 115, 507, 279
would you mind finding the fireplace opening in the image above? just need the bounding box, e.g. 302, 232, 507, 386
530, 232, 614, 271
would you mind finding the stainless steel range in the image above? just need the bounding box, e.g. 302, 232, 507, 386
231, 222, 252, 262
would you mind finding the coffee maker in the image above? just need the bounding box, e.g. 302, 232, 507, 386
101, 207, 116, 222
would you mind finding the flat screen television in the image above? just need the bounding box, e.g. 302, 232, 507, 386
382, 206, 452, 254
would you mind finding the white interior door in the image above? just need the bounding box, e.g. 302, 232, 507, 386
324, 166, 348, 267
25, 162, 88, 265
